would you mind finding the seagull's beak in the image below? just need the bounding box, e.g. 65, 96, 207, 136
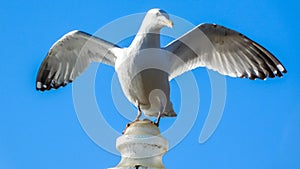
162, 18, 174, 28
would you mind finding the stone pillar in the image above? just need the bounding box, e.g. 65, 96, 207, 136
108, 120, 168, 169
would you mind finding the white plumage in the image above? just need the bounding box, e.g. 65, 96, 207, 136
36, 8, 286, 124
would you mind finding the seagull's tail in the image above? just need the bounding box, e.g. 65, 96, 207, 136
143, 101, 177, 117
162, 101, 177, 117
162, 110, 177, 117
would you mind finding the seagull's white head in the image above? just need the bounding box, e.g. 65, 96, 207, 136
141, 8, 173, 32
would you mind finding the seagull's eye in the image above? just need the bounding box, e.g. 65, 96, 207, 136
156, 12, 160, 16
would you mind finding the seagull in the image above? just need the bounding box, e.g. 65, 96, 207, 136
36, 8, 287, 125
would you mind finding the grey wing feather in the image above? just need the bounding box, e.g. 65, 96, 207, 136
36, 30, 120, 91
165, 23, 287, 80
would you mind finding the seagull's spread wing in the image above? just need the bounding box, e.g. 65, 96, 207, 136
164, 23, 287, 80
36, 30, 120, 91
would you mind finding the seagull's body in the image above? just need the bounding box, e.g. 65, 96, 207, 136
36, 9, 286, 124
116, 46, 175, 118
115, 10, 176, 119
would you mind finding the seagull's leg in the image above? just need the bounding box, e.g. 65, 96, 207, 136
154, 101, 165, 127
154, 112, 162, 127
134, 102, 142, 121
124, 101, 142, 134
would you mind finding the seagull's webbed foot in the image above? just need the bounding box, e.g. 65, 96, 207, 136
122, 123, 131, 134
152, 121, 159, 127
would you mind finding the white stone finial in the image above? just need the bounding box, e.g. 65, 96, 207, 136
108, 120, 168, 169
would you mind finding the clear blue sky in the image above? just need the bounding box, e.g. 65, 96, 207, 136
1, 0, 299, 169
